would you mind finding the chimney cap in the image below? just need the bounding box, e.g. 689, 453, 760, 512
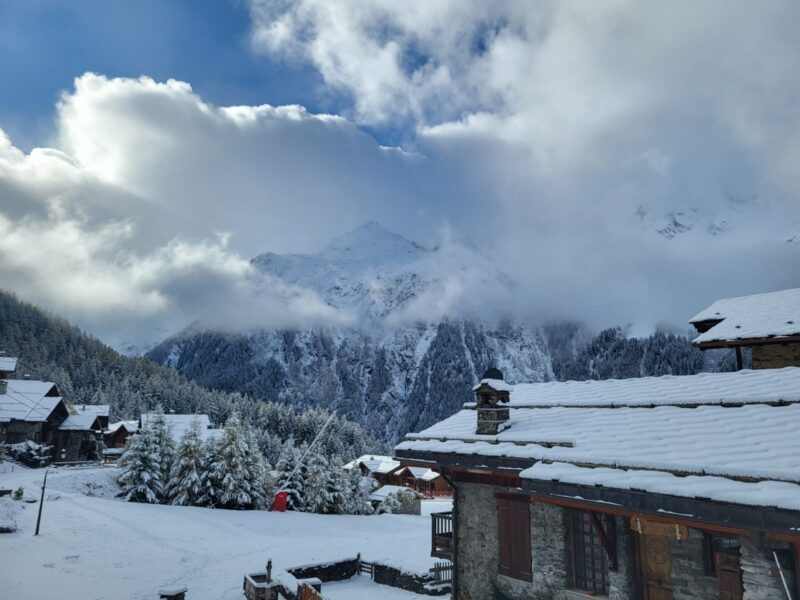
482, 367, 504, 381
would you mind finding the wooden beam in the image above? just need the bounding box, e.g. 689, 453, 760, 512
589, 511, 618, 571
529, 494, 752, 537
735, 346, 743, 371
694, 335, 800, 350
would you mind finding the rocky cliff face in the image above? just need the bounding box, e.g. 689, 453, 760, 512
148, 222, 731, 444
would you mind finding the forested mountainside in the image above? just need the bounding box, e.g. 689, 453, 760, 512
0, 291, 378, 459
149, 319, 737, 445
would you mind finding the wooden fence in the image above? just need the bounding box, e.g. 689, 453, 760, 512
430, 561, 453, 584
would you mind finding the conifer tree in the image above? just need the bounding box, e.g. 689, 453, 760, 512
198, 436, 221, 508
344, 465, 373, 515
243, 424, 271, 509
211, 412, 254, 509
303, 452, 333, 513
167, 418, 205, 506
117, 428, 162, 503
276, 440, 306, 511
149, 406, 176, 501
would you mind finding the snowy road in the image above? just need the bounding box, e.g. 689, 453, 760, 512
0, 467, 442, 600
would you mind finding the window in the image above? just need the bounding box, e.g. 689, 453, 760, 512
497, 494, 532, 582
570, 510, 610, 595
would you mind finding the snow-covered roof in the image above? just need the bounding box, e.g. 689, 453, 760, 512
139, 413, 221, 442
690, 287, 800, 344
472, 378, 513, 393
465, 367, 800, 408
369, 485, 424, 502
397, 368, 800, 511
0, 379, 63, 423
343, 455, 401, 474
71, 404, 110, 418
395, 466, 440, 481
106, 420, 139, 434
522, 462, 800, 512
59, 413, 102, 431
0, 356, 18, 373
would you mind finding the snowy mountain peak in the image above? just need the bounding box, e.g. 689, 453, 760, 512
320, 221, 428, 266
251, 222, 511, 321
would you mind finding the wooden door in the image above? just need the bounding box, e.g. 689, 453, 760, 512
639, 535, 673, 600
716, 550, 743, 600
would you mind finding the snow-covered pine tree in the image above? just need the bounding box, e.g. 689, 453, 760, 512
242, 423, 271, 509
303, 451, 333, 514
211, 412, 254, 510
275, 440, 306, 511
327, 457, 349, 514
149, 406, 175, 502
167, 418, 206, 506
344, 464, 373, 515
198, 436, 221, 508
117, 428, 162, 503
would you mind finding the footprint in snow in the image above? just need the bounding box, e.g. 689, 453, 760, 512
63, 555, 80, 562
43, 563, 55, 568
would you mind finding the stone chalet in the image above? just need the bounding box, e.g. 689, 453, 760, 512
690, 287, 800, 370
395, 291, 800, 600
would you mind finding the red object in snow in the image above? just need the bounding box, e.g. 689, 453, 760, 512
273, 491, 288, 512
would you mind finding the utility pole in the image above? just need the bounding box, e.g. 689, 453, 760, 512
34, 468, 48, 536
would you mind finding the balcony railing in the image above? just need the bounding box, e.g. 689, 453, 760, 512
431, 511, 453, 559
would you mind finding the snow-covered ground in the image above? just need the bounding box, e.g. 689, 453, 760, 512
0, 467, 442, 600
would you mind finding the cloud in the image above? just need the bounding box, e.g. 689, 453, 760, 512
249, 0, 800, 332
4, 0, 800, 354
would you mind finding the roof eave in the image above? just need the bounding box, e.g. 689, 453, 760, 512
693, 334, 800, 349
523, 477, 800, 536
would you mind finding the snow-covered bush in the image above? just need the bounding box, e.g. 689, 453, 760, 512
376, 489, 418, 515
8, 440, 51, 467
117, 428, 162, 503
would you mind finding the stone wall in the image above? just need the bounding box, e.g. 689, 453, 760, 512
372, 563, 449, 596
287, 557, 358, 582
741, 537, 795, 599
669, 529, 717, 600
752, 343, 800, 369
456, 482, 569, 600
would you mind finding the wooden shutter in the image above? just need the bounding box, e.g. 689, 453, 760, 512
497, 498, 514, 577
497, 495, 532, 582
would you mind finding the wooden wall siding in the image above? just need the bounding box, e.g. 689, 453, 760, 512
752, 343, 800, 369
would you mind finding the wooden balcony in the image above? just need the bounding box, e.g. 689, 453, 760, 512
431, 511, 453, 559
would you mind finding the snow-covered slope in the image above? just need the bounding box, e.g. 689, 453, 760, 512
251, 221, 511, 320
148, 223, 725, 445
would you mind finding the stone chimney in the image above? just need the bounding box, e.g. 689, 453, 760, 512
475, 368, 511, 435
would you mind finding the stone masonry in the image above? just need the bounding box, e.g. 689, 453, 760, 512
456, 482, 569, 600
752, 342, 800, 369
741, 536, 795, 599
455, 481, 797, 600
668, 529, 717, 600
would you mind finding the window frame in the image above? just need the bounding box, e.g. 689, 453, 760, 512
569, 510, 610, 595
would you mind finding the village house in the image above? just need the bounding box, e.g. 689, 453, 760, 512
395, 290, 800, 600
139, 413, 223, 443
103, 420, 139, 461
690, 287, 800, 370
343, 454, 402, 486
56, 404, 110, 462
393, 465, 451, 497
0, 377, 68, 454
0, 356, 110, 463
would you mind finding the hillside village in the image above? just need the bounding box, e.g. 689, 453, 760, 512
1, 286, 799, 600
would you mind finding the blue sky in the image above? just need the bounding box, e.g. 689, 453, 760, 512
0, 0, 352, 149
